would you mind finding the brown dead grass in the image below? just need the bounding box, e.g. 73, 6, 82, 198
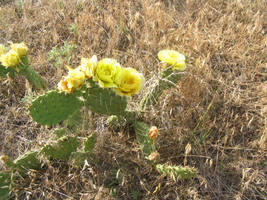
0, 0, 266, 199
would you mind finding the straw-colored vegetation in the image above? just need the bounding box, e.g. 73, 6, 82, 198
0, 0, 266, 199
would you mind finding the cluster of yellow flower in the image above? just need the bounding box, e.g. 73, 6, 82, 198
58, 55, 145, 97
0, 43, 28, 68
157, 49, 186, 71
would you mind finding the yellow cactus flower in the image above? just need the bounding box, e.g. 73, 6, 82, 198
78, 55, 97, 78
58, 66, 85, 93
66, 67, 85, 89
157, 49, 186, 71
58, 78, 73, 93
0, 49, 20, 67
114, 67, 145, 96
11, 42, 28, 57
93, 58, 121, 88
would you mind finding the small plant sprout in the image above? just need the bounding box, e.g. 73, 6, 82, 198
0, 42, 45, 89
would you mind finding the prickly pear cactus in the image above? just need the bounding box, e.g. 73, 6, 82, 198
0, 64, 16, 77
83, 133, 97, 153
19, 64, 46, 89
52, 128, 67, 138
68, 133, 97, 167
134, 121, 156, 159
0, 172, 11, 200
83, 80, 127, 116
156, 164, 197, 180
140, 68, 182, 110
68, 152, 89, 167
29, 90, 83, 126
40, 136, 80, 161
14, 151, 41, 173
63, 109, 83, 131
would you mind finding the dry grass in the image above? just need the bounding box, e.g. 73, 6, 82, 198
0, 0, 266, 199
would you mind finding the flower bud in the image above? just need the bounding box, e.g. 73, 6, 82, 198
148, 126, 159, 140
147, 152, 160, 161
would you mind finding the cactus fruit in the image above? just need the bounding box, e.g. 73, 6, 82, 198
83, 80, 127, 116
140, 68, 182, 110
134, 121, 156, 159
0, 172, 11, 200
29, 90, 83, 126
83, 133, 97, 153
40, 136, 80, 161
156, 164, 197, 180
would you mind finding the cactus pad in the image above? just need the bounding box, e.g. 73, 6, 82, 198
52, 128, 67, 138
134, 121, 156, 158
40, 136, 80, 161
83, 133, 97, 153
0, 65, 16, 77
29, 90, 83, 126
14, 151, 41, 173
156, 164, 197, 180
140, 68, 182, 110
19, 66, 46, 89
69, 152, 89, 167
83, 80, 127, 116
63, 109, 82, 131
0, 172, 11, 200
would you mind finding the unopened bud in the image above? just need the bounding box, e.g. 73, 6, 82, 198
147, 152, 160, 161
148, 126, 158, 140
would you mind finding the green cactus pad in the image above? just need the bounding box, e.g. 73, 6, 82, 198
14, 151, 41, 173
29, 90, 83, 126
63, 109, 82, 131
140, 84, 163, 110
156, 164, 197, 180
40, 136, 80, 161
0, 65, 16, 77
83, 133, 97, 153
140, 68, 182, 110
52, 128, 67, 138
134, 121, 156, 158
83, 80, 127, 116
69, 152, 89, 167
0, 172, 11, 200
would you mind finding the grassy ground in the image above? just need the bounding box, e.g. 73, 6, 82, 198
0, 0, 266, 199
